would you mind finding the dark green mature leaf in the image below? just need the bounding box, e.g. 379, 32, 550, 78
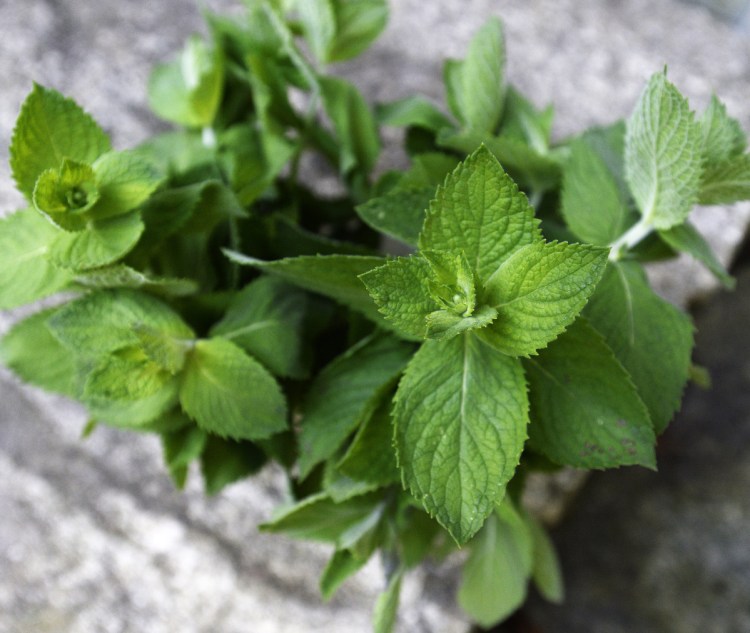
659, 222, 734, 289
700, 94, 746, 164
320, 76, 381, 176
48, 288, 194, 358
210, 276, 309, 378
480, 241, 608, 357
0, 308, 77, 396
395, 334, 528, 544
180, 337, 287, 441
337, 387, 400, 486
561, 139, 633, 245
420, 146, 541, 282
355, 185, 434, 246
625, 72, 702, 229
457, 501, 533, 627
525, 318, 656, 469
444, 18, 505, 133
225, 252, 385, 322
372, 568, 404, 633
48, 211, 145, 271
260, 492, 383, 545
10, 84, 111, 200
298, 333, 412, 478
200, 434, 268, 495
584, 261, 694, 434
0, 209, 71, 309
698, 154, 750, 205
360, 256, 435, 340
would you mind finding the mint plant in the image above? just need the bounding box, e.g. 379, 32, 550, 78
1, 1, 748, 630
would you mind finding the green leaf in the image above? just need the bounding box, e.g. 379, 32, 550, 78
0, 308, 77, 396
48, 211, 145, 271
10, 84, 111, 200
584, 261, 694, 434
372, 569, 404, 633
180, 337, 287, 441
355, 185, 435, 247
444, 18, 506, 133
148, 36, 224, 128
200, 434, 268, 495
294, 0, 336, 63
328, 0, 388, 63
320, 76, 381, 176
561, 139, 633, 245
90, 151, 164, 220
0, 209, 72, 309
225, 252, 384, 323
394, 334, 528, 544
298, 333, 412, 478
420, 146, 541, 282
360, 256, 436, 340
376, 96, 453, 132
524, 317, 656, 469
260, 492, 382, 545
659, 222, 734, 289
33, 159, 99, 230
457, 501, 533, 628
480, 241, 608, 357
320, 549, 370, 601
337, 391, 400, 487
210, 276, 309, 378
72, 265, 198, 297
437, 129, 562, 191
162, 424, 208, 489
522, 509, 564, 603
698, 154, 750, 205
48, 288, 194, 358
625, 71, 702, 229
500, 87, 554, 154
699, 94, 746, 164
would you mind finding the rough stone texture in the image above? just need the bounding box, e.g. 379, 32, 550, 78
2, 1, 750, 632
525, 262, 750, 633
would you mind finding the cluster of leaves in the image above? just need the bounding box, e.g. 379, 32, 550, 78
1, 1, 748, 630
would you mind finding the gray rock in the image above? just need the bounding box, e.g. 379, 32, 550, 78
1, 1, 750, 632
526, 263, 750, 633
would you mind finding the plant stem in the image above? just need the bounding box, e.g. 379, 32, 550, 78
608, 217, 652, 261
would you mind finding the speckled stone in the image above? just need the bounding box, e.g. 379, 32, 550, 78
1, 1, 750, 632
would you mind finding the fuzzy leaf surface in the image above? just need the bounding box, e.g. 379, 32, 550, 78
625, 72, 702, 229
700, 94, 746, 164
659, 222, 734, 288
480, 241, 608, 357
698, 154, 750, 205
10, 84, 110, 200
180, 337, 287, 441
395, 334, 528, 544
420, 146, 541, 282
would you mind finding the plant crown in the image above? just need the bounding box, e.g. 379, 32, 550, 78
1, 1, 747, 629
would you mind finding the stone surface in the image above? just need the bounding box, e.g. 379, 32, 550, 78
524, 262, 750, 633
2, 1, 750, 632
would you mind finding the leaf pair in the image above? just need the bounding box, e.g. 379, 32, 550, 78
361, 147, 608, 543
